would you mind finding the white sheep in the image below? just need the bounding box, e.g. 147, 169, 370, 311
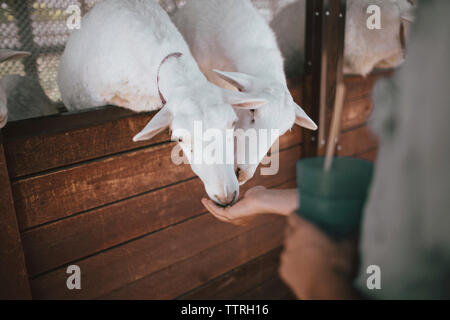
57, 0, 266, 206
270, 0, 416, 77
172, 0, 317, 185
0, 50, 58, 128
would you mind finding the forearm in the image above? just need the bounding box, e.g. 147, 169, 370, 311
258, 188, 299, 216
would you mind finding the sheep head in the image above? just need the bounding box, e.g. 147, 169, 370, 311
133, 81, 266, 206
0, 49, 30, 128
212, 70, 317, 185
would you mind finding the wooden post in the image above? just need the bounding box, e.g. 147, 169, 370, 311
0, 133, 32, 299
303, 0, 347, 157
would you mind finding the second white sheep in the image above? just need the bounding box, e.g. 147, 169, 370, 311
173, 0, 317, 185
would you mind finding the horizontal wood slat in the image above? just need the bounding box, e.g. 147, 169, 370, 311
30, 213, 286, 299
343, 71, 392, 102
278, 125, 303, 150
3, 107, 159, 179
22, 147, 299, 276
338, 125, 378, 157
100, 217, 286, 300
341, 97, 373, 131
13, 142, 193, 230
238, 275, 296, 300
178, 248, 284, 300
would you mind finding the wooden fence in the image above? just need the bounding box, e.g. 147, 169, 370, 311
0, 70, 384, 299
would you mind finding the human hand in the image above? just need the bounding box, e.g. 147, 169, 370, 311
201, 186, 270, 226
279, 214, 359, 300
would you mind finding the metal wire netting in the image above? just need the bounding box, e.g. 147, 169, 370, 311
0, 0, 294, 103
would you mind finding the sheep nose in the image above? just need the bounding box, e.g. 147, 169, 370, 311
214, 190, 237, 207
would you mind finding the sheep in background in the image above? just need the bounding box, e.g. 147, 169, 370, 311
172, 0, 317, 185
270, 0, 416, 77
0, 50, 58, 128
58, 0, 266, 206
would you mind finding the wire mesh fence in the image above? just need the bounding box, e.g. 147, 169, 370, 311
0, 0, 296, 103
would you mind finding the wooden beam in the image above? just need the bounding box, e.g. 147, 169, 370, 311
0, 133, 31, 299
303, 0, 347, 156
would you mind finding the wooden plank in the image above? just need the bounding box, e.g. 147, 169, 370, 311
341, 97, 373, 131
343, 75, 375, 102
30, 213, 285, 299
342, 71, 391, 102
13, 142, 193, 231
22, 146, 299, 276
101, 217, 286, 300
3, 108, 168, 179
0, 134, 31, 299
338, 125, 378, 157
178, 248, 283, 300
237, 276, 296, 300
278, 125, 303, 150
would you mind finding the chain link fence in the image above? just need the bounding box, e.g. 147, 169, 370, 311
0, 0, 297, 103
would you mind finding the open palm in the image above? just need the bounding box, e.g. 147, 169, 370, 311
201, 186, 269, 226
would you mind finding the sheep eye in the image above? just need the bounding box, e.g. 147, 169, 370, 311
178, 137, 183, 143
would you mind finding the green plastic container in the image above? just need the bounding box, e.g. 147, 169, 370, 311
296, 157, 374, 238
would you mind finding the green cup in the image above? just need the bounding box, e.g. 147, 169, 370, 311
296, 157, 374, 238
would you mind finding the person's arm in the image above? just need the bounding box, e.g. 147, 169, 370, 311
201, 186, 298, 225
279, 214, 361, 300
202, 186, 361, 299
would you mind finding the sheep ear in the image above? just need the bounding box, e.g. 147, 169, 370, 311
293, 103, 317, 130
133, 106, 172, 142
213, 69, 254, 91
0, 50, 30, 63
222, 89, 268, 109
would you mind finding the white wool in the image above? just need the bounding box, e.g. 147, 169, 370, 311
172, 0, 317, 184
58, 0, 204, 112
175, 0, 285, 83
